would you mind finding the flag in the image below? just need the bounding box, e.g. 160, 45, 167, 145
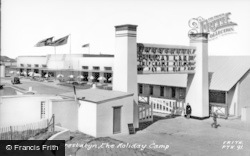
49, 35, 69, 46
82, 44, 89, 48
35, 37, 54, 47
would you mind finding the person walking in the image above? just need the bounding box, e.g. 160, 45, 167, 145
211, 110, 218, 128
186, 103, 192, 119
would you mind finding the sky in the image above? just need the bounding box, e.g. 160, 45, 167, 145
1, 0, 250, 59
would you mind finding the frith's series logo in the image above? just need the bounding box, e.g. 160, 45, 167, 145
188, 12, 237, 40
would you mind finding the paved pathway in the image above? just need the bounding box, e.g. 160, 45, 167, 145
112, 117, 250, 156
1, 78, 76, 95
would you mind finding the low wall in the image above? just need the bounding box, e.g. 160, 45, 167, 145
241, 106, 250, 122
47, 126, 70, 141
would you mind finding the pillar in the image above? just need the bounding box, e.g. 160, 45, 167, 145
88, 71, 92, 83
0, 65, 5, 78
113, 24, 139, 128
185, 33, 209, 118
99, 72, 104, 83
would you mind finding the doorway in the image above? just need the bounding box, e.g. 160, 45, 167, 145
113, 107, 121, 134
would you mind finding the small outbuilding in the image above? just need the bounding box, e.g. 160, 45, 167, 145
60, 88, 135, 137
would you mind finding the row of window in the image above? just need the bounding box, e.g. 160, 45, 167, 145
20, 64, 47, 68
138, 84, 185, 99
82, 66, 112, 71
19, 64, 112, 71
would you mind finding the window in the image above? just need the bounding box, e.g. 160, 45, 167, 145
209, 90, 226, 103
20, 64, 24, 67
171, 87, 176, 98
150, 85, 153, 95
160, 105, 162, 110
139, 84, 143, 94
92, 72, 100, 82
179, 88, 185, 99
27, 64, 31, 67
41, 101, 45, 119
82, 66, 88, 70
160, 86, 164, 96
42, 64, 47, 68
154, 104, 156, 109
82, 72, 88, 81
93, 66, 100, 70
104, 73, 112, 83
104, 67, 112, 71
34, 64, 39, 68
157, 104, 159, 109
163, 106, 165, 110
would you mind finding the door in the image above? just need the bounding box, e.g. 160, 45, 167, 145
113, 107, 121, 134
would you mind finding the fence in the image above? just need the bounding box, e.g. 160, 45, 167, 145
0, 114, 55, 140
139, 103, 153, 123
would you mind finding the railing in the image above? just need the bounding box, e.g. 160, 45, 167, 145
210, 102, 228, 119
47, 114, 55, 132
139, 103, 153, 123
0, 114, 55, 140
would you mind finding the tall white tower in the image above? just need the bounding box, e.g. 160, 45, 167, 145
185, 33, 209, 118
113, 24, 139, 128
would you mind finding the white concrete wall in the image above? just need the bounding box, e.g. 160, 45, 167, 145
96, 96, 134, 137
71, 57, 114, 71
227, 83, 239, 116
17, 56, 47, 68
241, 107, 250, 122
78, 101, 97, 137
0, 96, 56, 127
51, 99, 79, 131
239, 70, 250, 116
0, 65, 5, 77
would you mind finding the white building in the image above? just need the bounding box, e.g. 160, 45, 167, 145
60, 89, 135, 137
7, 24, 250, 120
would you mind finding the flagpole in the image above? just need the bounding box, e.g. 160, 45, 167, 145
69, 34, 72, 75
69, 34, 71, 55
54, 45, 57, 76
89, 45, 90, 54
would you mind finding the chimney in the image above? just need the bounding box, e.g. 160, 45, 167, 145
185, 33, 209, 118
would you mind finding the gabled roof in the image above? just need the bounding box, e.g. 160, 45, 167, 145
138, 56, 250, 91
209, 56, 250, 91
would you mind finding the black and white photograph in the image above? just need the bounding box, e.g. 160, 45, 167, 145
0, 0, 250, 155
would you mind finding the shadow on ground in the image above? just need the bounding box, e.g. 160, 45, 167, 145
136, 114, 182, 132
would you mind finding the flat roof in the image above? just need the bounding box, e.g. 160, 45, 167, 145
82, 54, 114, 57
60, 88, 133, 104
141, 43, 196, 49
